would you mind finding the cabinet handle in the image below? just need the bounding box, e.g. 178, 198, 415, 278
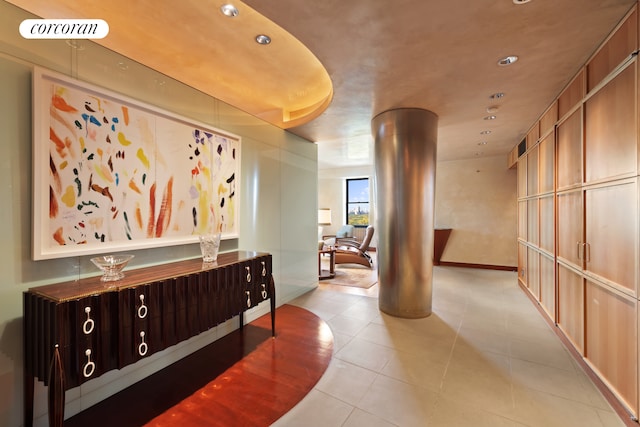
245, 266, 251, 283
261, 283, 267, 300
261, 261, 266, 277
83, 306, 95, 335
584, 242, 590, 262
576, 241, 582, 260
138, 331, 148, 356
246, 291, 251, 308
83, 349, 95, 378
137, 294, 148, 319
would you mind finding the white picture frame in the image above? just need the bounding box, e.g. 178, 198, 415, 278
32, 67, 240, 260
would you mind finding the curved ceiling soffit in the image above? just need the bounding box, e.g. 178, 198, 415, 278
6, 0, 333, 130
227, 1, 334, 129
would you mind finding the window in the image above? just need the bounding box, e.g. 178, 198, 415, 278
346, 178, 370, 226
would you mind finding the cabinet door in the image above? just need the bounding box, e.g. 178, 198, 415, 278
585, 179, 638, 295
68, 294, 117, 386
527, 248, 540, 300
518, 200, 527, 241
527, 199, 539, 247
518, 243, 527, 286
527, 145, 539, 196
556, 189, 583, 269
557, 263, 585, 354
556, 108, 583, 190
517, 159, 527, 198
584, 63, 637, 183
539, 253, 555, 321
538, 132, 555, 194
585, 280, 637, 415
539, 195, 554, 254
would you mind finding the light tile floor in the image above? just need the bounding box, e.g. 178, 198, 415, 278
271, 266, 629, 427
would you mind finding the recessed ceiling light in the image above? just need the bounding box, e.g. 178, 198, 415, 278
486, 106, 499, 114
480, 130, 492, 135
513, 0, 532, 4
255, 34, 271, 45
117, 61, 129, 70
220, 4, 239, 17
490, 92, 505, 99
484, 115, 497, 120
498, 55, 519, 66
478, 141, 488, 145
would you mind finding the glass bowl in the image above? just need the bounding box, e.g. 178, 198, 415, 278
90, 254, 135, 282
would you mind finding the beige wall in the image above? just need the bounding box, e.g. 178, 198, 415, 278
319, 155, 517, 267
0, 3, 318, 426
435, 155, 517, 267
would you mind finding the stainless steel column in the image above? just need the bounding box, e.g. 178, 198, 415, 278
372, 108, 438, 318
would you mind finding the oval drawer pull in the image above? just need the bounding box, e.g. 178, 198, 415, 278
83, 349, 95, 378
138, 331, 148, 356
261, 261, 266, 277
137, 294, 148, 319
246, 291, 251, 308
245, 266, 251, 283
83, 306, 95, 335
261, 283, 267, 300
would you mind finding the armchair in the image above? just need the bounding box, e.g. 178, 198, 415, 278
322, 224, 355, 247
335, 225, 374, 268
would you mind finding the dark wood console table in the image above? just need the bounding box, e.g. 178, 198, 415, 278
23, 251, 275, 427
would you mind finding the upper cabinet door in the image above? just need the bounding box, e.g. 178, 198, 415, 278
527, 145, 539, 196
584, 63, 638, 184
557, 108, 584, 190
538, 132, 555, 194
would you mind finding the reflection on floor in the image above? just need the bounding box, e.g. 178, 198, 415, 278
274, 266, 629, 427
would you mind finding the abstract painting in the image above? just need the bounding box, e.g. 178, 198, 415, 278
32, 67, 240, 260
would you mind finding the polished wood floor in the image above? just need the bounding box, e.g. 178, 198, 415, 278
65, 305, 333, 427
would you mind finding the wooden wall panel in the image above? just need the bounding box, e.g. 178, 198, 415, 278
539, 195, 554, 254
556, 108, 583, 190
556, 190, 583, 268
527, 145, 539, 196
558, 70, 585, 119
587, 8, 638, 91
585, 179, 638, 296
585, 63, 637, 183
557, 263, 585, 354
527, 124, 540, 150
518, 157, 527, 198
518, 243, 527, 286
538, 132, 555, 194
527, 199, 539, 247
539, 253, 555, 321
518, 200, 527, 241
585, 280, 638, 414
527, 248, 540, 300
540, 101, 558, 137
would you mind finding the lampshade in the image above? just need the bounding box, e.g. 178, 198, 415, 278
318, 208, 332, 225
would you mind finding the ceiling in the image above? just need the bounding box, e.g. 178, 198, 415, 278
7, 0, 637, 169
243, 0, 636, 168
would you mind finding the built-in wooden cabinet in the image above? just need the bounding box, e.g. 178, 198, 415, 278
514, 5, 640, 419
